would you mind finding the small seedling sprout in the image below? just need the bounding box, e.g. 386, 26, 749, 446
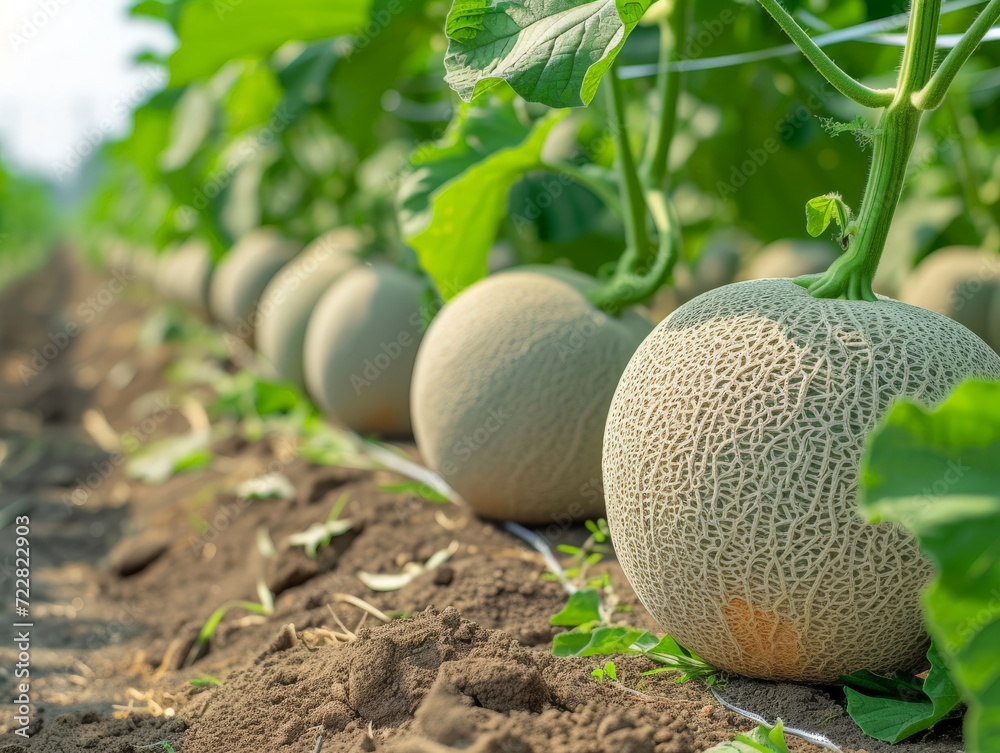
186, 580, 275, 665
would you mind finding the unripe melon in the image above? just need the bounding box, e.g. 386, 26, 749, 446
208, 228, 302, 339
255, 228, 363, 388
603, 279, 1000, 682
738, 239, 839, 281
411, 270, 652, 523
899, 246, 1000, 349
157, 238, 215, 314
303, 264, 424, 436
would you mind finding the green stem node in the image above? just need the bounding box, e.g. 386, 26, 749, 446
587, 189, 681, 314
795, 0, 947, 300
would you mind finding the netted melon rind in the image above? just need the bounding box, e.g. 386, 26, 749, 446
603, 278, 1000, 682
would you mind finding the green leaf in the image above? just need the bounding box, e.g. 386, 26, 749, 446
401, 103, 563, 298
130, 0, 170, 22
126, 431, 213, 484
191, 599, 271, 662
805, 193, 851, 238
254, 380, 301, 416
377, 482, 451, 504
189, 675, 222, 687
841, 642, 962, 743
603, 661, 617, 680
225, 63, 284, 135
168, 0, 373, 86
443, 0, 653, 108
858, 380, 1000, 752
706, 720, 791, 753
398, 102, 530, 238
550, 588, 603, 627
553, 625, 661, 656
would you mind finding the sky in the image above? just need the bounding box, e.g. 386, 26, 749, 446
0, 0, 176, 182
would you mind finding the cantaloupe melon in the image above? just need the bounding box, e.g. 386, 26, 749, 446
899, 246, 1000, 349
603, 278, 1000, 682
411, 269, 652, 523
738, 239, 839, 282
208, 228, 302, 339
157, 238, 215, 314
303, 264, 423, 436
255, 228, 363, 388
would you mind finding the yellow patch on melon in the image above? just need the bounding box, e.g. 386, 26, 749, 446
721, 599, 804, 679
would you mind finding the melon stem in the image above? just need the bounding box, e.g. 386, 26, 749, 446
645, 0, 691, 193
590, 4, 689, 316
605, 70, 652, 267
793, 0, 942, 301
782, 0, 1000, 300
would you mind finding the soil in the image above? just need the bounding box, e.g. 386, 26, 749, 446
0, 255, 966, 752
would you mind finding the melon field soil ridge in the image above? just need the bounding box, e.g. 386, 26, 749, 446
0, 258, 970, 752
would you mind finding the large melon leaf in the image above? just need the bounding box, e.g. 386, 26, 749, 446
443, 0, 653, 108
840, 642, 962, 742
398, 101, 563, 299
858, 379, 1000, 753
169, 0, 372, 85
